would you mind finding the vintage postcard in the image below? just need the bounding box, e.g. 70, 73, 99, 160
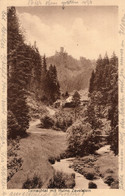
0, 0, 125, 195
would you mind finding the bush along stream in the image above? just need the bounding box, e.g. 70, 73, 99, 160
52, 157, 109, 189
49, 144, 118, 189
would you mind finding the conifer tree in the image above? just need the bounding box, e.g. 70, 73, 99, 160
103, 52, 109, 65
94, 54, 103, 91
8, 7, 30, 137
72, 91, 81, 120
110, 52, 118, 66
47, 64, 60, 103
88, 52, 118, 154
89, 70, 95, 93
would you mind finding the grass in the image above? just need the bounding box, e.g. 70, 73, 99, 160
7, 123, 67, 189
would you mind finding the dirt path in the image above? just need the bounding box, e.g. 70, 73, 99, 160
8, 119, 67, 189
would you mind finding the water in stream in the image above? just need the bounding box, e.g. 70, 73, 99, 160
53, 158, 109, 189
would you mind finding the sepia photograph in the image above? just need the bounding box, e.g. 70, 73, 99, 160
7, 6, 118, 189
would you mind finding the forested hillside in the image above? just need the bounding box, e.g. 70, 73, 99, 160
88, 53, 118, 154
47, 49, 95, 92
7, 7, 60, 138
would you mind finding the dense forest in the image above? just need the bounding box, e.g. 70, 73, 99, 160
7, 7, 60, 138
88, 53, 118, 154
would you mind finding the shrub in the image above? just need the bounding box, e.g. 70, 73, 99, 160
60, 152, 67, 159
104, 175, 114, 186
85, 172, 95, 180
107, 126, 118, 155
88, 182, 97, 189
67, 121, 100, 157
55, 116, 73, 131
53, 110, 73, 131
22, 175, 43, 189
48, 171, 75, 189
8, 110, 21, 139
40, 115, 54, 128
48, 157, 55, 164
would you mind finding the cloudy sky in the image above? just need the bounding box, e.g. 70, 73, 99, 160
17, 6, 118, 60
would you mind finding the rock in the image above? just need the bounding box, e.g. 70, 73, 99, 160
88, 182, 97, 189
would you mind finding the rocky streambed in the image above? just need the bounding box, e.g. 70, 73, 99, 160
53, 157, 109, 189
53, 145, 118, 189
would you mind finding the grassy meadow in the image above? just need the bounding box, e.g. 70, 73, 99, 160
8, 124, 67, 188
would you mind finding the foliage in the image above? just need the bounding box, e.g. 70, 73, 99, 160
22, 175, 43, 189
54, 109, 73, 131
88, 182, 97, 189
40, 115, 54, 129
72, 91, 81, 107
87, 102, 103, 130
72, 91, 81, 120
88, 52, 118, 154
8, 7, 30, 137
46, 64, 60, 104
27, 92, 48, 120
89, 70, 95, 93
40, 111, 73, 131
67, 121, 100, 157
7, 137, 23, 182
48, 157, 55, 164
107, 126, 118, 155
48, 171, 75, 189
7, 110, 21, 138
7, 7, 61, 139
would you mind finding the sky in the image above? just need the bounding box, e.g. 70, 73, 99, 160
16, 6, 118, 60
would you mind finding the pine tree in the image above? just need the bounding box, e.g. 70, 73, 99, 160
72, 91, 81, 120
88, 51, 118, 154
42, 55, 47, 73
94, 55, 103, 91
7, 7, 24, 52
72, 91, 81, 107
103, 52, 109, 66
110, 52, 118, 66
47, 64, 60, 104
89, 70, 95, 93
8, 7, 30, 137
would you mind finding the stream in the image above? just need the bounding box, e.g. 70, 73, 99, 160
28, 119, 110, 189
53, 157, 110, 189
